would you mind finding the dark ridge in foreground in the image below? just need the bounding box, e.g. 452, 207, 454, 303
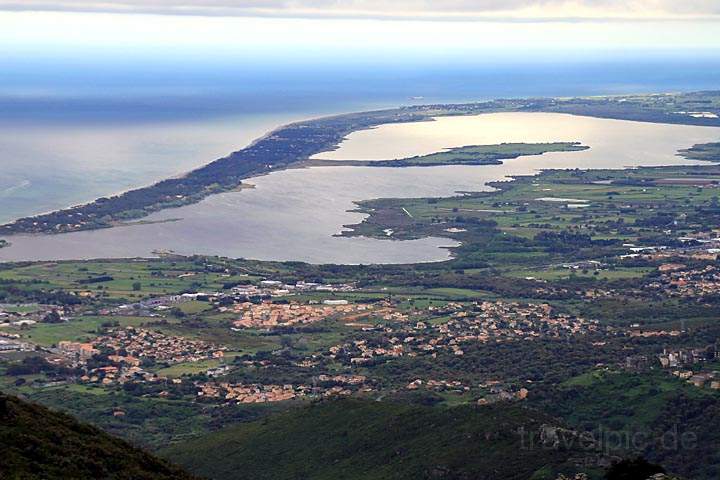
0, 391, 199, 480
2, 91, 719, 236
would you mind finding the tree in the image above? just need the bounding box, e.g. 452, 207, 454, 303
42, 310, 63, 324
132, 282, 142, 291
605, 457, 665, 480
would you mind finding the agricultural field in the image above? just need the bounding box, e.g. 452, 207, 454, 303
0, 259, 257, 300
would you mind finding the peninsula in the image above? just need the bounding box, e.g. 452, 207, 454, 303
303, 142, 589, 168
1, 91, 719, 236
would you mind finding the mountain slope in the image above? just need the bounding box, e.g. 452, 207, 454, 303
0, 391, 199, 480
162, 398, 603, 480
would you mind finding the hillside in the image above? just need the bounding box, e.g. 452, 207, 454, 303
0, 391, 198, 480
161, 398, 604, 480
534, 370, 720, 480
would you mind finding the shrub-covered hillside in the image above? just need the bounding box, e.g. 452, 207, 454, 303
0, 391, 198, 480
162, 398, 604, 480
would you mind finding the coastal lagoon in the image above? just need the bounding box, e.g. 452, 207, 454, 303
313, 112, 720, 164
1, 112, 719, 264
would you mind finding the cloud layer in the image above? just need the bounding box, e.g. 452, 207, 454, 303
2, 0, 720, 21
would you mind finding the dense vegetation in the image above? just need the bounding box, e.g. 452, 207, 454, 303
677, 142, 720, 162
0, 391, 197, 480
161, 398, 604, 480
534, 370, 720, 480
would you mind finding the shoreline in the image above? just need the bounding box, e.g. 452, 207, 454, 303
0, 112, 329, 226
1, 91, 719, 238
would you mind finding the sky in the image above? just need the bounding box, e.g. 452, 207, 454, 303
1, 1, 720, 20
0, 1, 718, 116
0, 0, 719, 55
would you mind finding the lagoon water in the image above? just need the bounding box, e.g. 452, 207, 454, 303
1, 112, 719, 264
313, 112, 720, 164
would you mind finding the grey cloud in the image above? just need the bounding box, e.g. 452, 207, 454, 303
1, 0, 719, 20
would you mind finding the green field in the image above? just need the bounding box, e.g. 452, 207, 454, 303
0, 259, 256, 300
15, 315, 150, 346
